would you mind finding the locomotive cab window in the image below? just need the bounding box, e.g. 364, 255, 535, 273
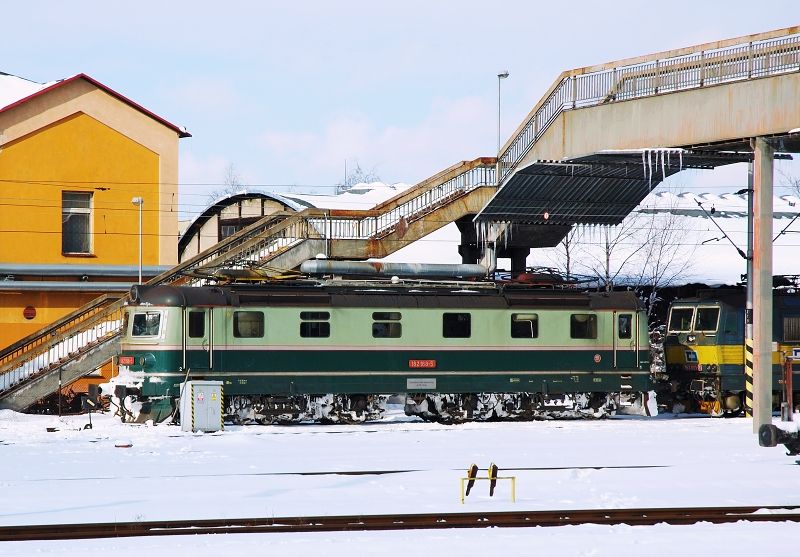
132, 311, 162, 337
618, 314, 632, 339
695, 307, 720, 333
511, 313, 538, 338
300, 311, 330, 338
570, 314, 597, 339
443, 313, 471, 338
372, 312, 401, 338
188, 311, 205, 338
668, 307, 694, 332
784, 316, 800, 342
233, 311, 264, 338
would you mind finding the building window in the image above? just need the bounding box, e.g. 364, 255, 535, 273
443, 313, 471, 338
511, 313, 538, 338
220, 224, 237, 239
62, 192, 92, 254
300, 311, 330, 338
233, 311, 264, 338
570, 314, 597, 339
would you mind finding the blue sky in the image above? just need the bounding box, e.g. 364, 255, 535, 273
4, 1, 799, 217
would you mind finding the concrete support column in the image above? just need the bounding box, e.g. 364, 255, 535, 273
509, 248, 530, 277
752, 137, 774, 433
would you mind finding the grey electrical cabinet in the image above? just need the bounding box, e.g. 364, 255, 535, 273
179, 381, 224, 432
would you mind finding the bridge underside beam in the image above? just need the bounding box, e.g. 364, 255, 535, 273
476, 150, 749, 226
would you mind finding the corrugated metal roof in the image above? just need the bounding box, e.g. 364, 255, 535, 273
475, 150, 750, 226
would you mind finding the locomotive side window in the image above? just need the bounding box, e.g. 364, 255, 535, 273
695, 307, 720, 332
618, 314, 632, 339
188, 311, 205, 338
372, 312, 401, 338
570, 314, 597, 339
300, 311, 330, 338
132, 311, 161, 337
233, 311, 264, 338
784, 316, 800, 341
300, 311, 330, 320
668, 308, 694, 332
443, 313, 471, 338
511, 313, 538, 338
373, 312, 401, 321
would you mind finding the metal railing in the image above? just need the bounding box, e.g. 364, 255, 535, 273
499, 29, 800, 182
0, 295, 125, 392
0, 159, 496, 398
188, 159, 496, 275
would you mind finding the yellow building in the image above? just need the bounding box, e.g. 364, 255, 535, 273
0, 72, 189, 386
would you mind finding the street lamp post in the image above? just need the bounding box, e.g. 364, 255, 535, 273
131, 197, 143, 284
497, 70, 509, 182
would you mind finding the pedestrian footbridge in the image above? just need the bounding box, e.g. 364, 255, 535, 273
1, 26, 799, 411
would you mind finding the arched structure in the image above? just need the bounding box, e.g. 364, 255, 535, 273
178, 191, 305, 262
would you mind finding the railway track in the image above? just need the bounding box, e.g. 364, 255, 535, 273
4, 506, 800, 541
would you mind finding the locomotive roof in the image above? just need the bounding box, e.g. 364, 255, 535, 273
129, 281, 643, 311
671, 287, 800, 307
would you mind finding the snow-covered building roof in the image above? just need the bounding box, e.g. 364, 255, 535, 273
281, 182, 412, 211
0, 72, 56, 110
0, 71, 190, 136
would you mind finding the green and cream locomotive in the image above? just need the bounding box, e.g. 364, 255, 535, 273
112, 276, 653, 423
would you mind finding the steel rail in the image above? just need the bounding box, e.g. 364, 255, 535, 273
3, 506, 800, 541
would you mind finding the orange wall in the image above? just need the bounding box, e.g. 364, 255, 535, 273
0, 112, 160, 266
0, 290, 101, 349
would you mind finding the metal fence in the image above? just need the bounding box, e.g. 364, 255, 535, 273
499, 32, 800, 182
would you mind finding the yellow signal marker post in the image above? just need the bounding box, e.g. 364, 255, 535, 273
460, 464, 516, 504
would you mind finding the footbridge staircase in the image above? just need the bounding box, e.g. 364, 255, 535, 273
0, 158, 497, 411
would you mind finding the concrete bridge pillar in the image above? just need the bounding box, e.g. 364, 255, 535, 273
497, 246, 531, 277
752, 136, 774, 433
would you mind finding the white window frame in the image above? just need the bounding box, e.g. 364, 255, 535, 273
62, 191, 93, 254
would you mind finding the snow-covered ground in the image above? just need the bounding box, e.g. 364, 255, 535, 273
2, 407, 800, 555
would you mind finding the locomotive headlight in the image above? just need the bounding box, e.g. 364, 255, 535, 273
687, 335, 696, 343
138, 353, 156, 369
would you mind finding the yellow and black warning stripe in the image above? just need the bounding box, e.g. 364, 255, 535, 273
744, 338, 754, 418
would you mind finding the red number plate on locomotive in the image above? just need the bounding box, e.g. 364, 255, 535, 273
408, 359, 436, 369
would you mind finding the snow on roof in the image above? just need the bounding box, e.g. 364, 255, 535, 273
0, 71, 191, 137
641, 191, 800, 218
282, 182, 412, 210
0, 72, 60, 110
